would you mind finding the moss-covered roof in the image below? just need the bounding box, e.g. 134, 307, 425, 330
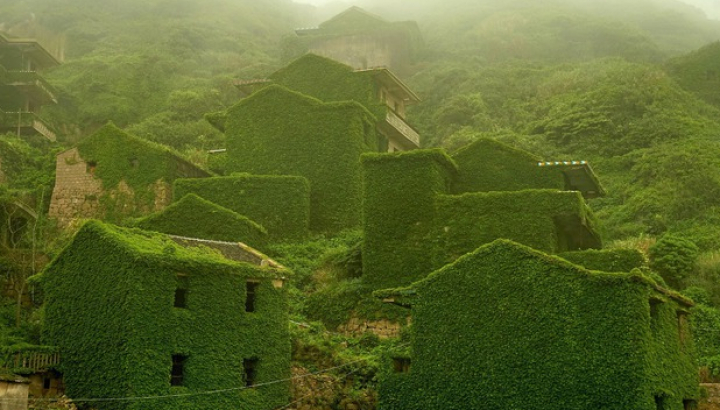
361, 148, 459, 174
43, 220, 283, 279
375, 239, 692, 307
135, 193, 267, 245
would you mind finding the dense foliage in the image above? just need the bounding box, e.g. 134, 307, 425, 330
174, 175, 311, 242
378, 240, 697, 410
135, 193, 268, 246
42, 220, 290, 410
224, 84, 379, 233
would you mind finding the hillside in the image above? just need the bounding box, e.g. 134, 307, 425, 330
3, 0, 720, 408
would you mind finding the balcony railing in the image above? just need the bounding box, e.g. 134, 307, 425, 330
5, 70, 58, 103
0, 346, 60, 373
0, 110, 57, 141
384, 110, 420, 147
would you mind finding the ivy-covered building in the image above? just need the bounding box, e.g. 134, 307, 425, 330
233, 54, 421, 151
48, 123, 210, 227
376, 239, 698, 410
362, 138, 606, 289
289, 6, 423, 75
218, 54, 423, 234
0, 32, 60, 141
41, 220, 291, 410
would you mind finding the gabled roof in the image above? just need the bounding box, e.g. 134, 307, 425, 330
136, 194, 267, 245
44, 220, 284, 276
375, 239, 692, 308
318, 6, 388, 30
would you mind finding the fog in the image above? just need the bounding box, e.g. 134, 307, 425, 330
294, 0, 720, 19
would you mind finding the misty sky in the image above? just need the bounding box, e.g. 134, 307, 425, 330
293, 0, 720, 19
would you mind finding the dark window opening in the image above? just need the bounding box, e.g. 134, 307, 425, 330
393, 358, 411, 373
650, 298, 663, 321
243, 358, 258, 387
43, 376, 51, 390
684, 399, 697, 410
174, 288, 187, 308
655, 395, 666, 410
86, 161, 97, 174
171, 354, 187, 386
246, 282, 259, 313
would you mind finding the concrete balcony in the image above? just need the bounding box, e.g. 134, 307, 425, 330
379, 109, 420, 149
6, 70, 58, 103
0, 110, 57, 141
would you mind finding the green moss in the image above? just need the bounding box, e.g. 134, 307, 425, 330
75, 123, 209, 221
361, 147, 601, 290
42, 220, 290, 410
224, 85, 379, 233
135, 193, 267, 247
174, 175, 310, 242
559, 248, 646, 272
450, 137, 565, 194
378, 240, 698, 410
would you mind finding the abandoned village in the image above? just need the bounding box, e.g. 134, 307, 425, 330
0, 6, 706, 410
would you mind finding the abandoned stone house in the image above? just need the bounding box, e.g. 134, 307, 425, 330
41, 220, 291, 410
361, 137, 606, 289
48, 123, 209, 227
376, 239, 698, 410
0, 32, 60, 141
290, 6, 423, 75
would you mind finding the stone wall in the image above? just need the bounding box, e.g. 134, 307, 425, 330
337, 317, 406, 339
0, 376, 29, 410
701, 383, 720, 410
48, 148, 173, 227
287, 366, 376, 410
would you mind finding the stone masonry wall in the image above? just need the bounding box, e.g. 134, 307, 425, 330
48, 149, 103, 227
49, 148, 173, 227
337, 317, 406, 339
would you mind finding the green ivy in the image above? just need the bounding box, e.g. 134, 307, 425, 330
41, 220, 290, 410
224, 84, 380, 233
377, 240, 698, 410
361, 146, 601, 290
559, 248, 646, 272
174, 174, 310, 242
135, 193, 267, 247
75, 123, 209, 222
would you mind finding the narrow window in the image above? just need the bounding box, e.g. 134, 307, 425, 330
678, 311, 689, 347
684, 399, 697, 410
243, 358, 258, 387
246, 281, 259, 313
171, 355, 187, 386
649, 298, 663, 321
174, 288, 187, 308
393, 358, 411, 373
43, 376, 51, 390
175, 275, 189, 308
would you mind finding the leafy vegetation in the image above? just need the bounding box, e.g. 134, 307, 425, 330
3, 0, 720, 406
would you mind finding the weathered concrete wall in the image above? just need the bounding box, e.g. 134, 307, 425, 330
48, 148, 173, 227
308, 35, 408, 73
0, 378, 29, 410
